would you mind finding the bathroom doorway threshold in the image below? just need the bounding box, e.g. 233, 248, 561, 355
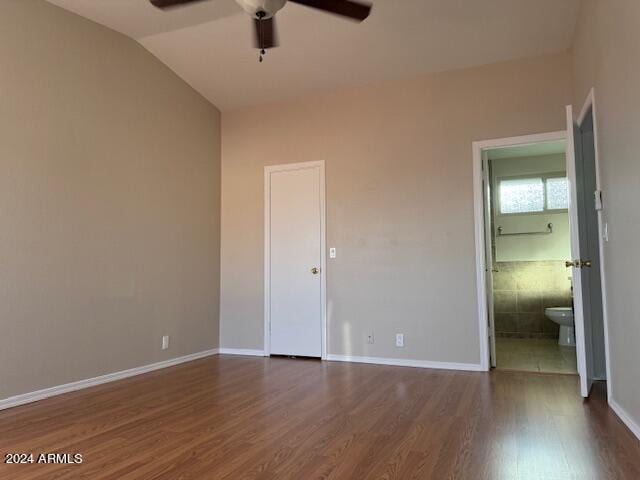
494, 337, 578, 375
494, 368, 579, 377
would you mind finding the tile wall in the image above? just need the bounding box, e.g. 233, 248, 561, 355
493, 261, 572, 338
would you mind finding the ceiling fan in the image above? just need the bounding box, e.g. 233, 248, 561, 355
150, 0, 373, 62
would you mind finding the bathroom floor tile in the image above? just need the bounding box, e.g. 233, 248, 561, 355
495, 337, 578, 374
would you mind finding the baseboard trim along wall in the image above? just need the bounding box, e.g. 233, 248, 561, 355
326, 354, 485, 372
218, 348, 266, 356
610, 399, 640, 441
0, 348, 220, 411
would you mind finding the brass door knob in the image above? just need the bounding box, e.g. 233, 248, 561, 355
311, 267, 320, 274
566, 260, 592, 269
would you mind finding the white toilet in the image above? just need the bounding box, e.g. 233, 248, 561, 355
545, 307, 575, 346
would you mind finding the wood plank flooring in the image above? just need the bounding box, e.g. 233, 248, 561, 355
1, 355, 639, 479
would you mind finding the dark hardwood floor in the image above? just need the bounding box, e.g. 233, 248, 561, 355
1, 355, 639, 479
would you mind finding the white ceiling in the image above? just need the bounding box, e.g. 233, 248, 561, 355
46, 0, 581, 111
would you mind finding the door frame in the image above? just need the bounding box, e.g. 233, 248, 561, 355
576, 89, 612, 397
472, 130, 567, 371
264, 160, 327, 359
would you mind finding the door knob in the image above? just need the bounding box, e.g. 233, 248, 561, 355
311, 267, 320, 274
566, 260, 592, 269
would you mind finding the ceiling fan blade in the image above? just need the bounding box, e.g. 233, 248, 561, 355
289, 0, 371, 21
253, 17, 278, 49
150, 0, 209, 10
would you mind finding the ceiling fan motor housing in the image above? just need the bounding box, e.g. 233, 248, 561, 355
234, 0, 287, 19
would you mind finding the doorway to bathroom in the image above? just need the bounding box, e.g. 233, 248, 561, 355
484, 140, 577, 375
473, 94, 610, 397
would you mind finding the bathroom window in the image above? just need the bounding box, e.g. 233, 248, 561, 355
546, 176, 570, 210
498, 174, 569, 215
499, 177, 545, 214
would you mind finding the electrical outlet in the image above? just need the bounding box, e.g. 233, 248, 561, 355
366, 333, 374, 345
396, 333, 404, 347
162, 335, 170, 350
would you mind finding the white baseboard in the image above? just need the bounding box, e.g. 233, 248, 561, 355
326, 354, 484, 372
0, 350, 481, 412
609, 398, 640, 441
218, 348, 266, 357
0, 348, 219, 412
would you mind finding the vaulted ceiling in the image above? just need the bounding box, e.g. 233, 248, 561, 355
46, 0, 581, 110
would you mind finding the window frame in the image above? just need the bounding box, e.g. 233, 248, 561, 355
495, 171, 569, 217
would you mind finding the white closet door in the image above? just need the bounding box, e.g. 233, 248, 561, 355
267, 164, 323, 357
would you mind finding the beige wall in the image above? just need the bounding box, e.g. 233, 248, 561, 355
572, 0, 640, 430
0, 0, 221, 399
221, 53, 572, 364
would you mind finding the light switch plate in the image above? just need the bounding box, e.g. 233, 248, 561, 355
594, 190, 604, 211
329, 247, 336, 259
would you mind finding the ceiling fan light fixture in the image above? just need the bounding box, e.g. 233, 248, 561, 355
150, 0, 372, 62
234, 0, 287, 19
